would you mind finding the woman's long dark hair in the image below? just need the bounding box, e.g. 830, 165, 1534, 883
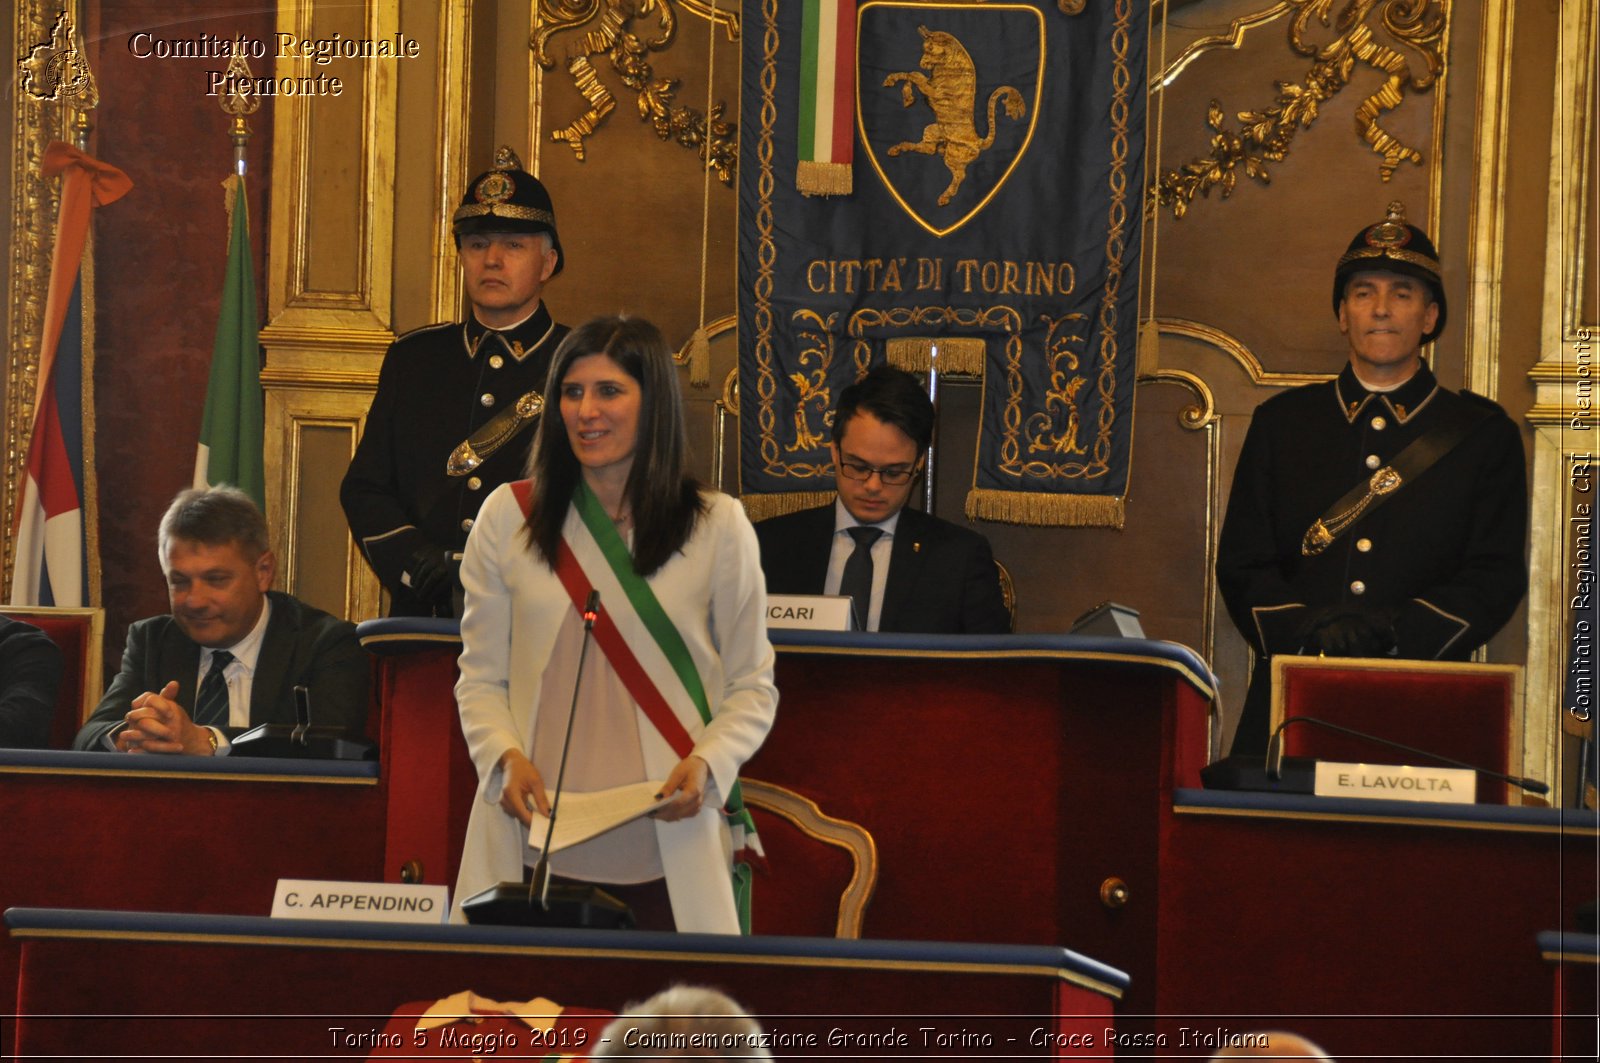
524, 315, 704, 576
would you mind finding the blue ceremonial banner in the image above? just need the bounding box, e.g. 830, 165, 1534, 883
738, 0, 1146, 526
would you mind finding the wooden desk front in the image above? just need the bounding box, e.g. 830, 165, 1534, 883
0, 750, 383, 1056
363, 623, 1217, 1008
5, 908, 1128, 1061
746, 631, 1215, 1020
1154, 790, 1600, 1058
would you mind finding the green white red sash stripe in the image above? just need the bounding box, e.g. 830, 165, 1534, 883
510, 481, 766, 921
796, 0, 856, 196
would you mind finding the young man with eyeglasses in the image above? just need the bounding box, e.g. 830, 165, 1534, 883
753, 365, 1011, 633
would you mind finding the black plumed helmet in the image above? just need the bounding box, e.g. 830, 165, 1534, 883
1332, 200, 1445, 343
451, 145, 563, 276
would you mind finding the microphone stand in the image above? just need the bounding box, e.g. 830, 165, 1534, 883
461, 590, 635, 928
529, 590, 598, 908
1265, 715, 1549, 796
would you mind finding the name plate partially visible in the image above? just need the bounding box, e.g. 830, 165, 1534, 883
1313, 762, 1475, 805
271, 879, 449, 924
766, 594, 855, 631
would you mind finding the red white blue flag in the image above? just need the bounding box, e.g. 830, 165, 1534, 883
8, 143, 131, 606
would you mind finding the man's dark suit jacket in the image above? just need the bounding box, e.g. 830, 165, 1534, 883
73, 591, 370, 751
0, 617, 62, 749
754, 503, 1012, 634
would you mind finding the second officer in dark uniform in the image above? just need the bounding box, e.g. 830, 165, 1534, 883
1217, 202, 1528, 753
342, 148, 570, 616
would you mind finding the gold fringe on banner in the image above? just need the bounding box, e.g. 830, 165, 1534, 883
221, 172, 241, 223
964, 488, 1126, 530
740, 490, 837, 523
796, 161, 852, 197
884, 336, 987, 376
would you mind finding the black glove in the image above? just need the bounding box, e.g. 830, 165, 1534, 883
404, 547, 455, 607
1298, 605, 1397, 657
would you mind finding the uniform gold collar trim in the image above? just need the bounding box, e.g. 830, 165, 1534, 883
1335, 365, 1438, 425
462, 310, 558, 364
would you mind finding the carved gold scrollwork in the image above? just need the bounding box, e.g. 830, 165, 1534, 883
1136, 369, 1218, 430
786, 310, 837, 455
1153, 0, 1449, 219
1026, 313, 1090, 457
535, 0, 739, 184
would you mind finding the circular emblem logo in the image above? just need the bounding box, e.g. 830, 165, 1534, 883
474, 172, 515, 205
1364, 220, 1411, 250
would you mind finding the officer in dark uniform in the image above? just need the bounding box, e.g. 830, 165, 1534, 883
1217, 201, 1528, 753
341, 147, 570, 616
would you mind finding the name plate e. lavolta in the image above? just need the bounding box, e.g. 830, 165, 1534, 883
1312, 762, 1476, 805
766, 594, 855, 631
271, 879, 449, 924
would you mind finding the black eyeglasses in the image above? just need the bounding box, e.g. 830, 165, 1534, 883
836, 460, 918, 486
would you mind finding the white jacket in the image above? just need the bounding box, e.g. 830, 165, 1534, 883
451, 483, 777, 932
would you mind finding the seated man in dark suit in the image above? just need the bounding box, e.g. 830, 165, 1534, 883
74, 486, 369, 755
754, 366, 1011, 634
0, 616, 63, 748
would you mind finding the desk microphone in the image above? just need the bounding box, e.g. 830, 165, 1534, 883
461, 589, 634, 928
1266, 715, 1550, 797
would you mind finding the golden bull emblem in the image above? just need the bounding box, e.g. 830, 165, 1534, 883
883, 27, 1026, 207
859, 9, 1042, 239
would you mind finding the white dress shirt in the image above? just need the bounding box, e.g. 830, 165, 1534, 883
823, 499, 900, 632
199, 597, 272, 752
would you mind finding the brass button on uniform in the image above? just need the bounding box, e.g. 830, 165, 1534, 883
467, 477, 483, 491
1370, 416, 1387, 431
479, 393, 495, 407
461, 518, 474, 532
1356, 537, 1372, 553
1365, 454, 1381, 469
489, 355, 505, 369
1350, 580, 1366, 595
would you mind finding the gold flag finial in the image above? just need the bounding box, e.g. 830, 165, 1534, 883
218, 41, 261, 173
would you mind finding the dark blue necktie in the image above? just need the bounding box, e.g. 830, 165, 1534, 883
193, 650, 234, 728
840, 526, 884, 631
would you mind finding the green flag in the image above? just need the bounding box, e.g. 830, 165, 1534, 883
193, 174, 265, 507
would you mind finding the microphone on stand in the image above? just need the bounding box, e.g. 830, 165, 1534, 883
1264, 715, 1549, 796
461, 590, 635, 928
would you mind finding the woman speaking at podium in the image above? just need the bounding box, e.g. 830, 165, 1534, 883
451, 316, 776, 933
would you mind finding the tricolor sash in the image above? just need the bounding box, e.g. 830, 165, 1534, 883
510, 481, 764, 930
796, 0, 857, 196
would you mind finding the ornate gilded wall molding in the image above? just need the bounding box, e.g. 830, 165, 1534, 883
430, 0, 472, 323
261, 0, 402, 620
533, 0, 738, 183
1149, 1, 1294, 91
1136, 367, 1216, 430
1463, 0, 1513, 399
261, 0, 397, 338
1524, 0, 1598, 798
4, 1, 79, 596
1133, 367, 1222, 669
1153, 0, 1450, 219
1155, 317, 1331, 387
